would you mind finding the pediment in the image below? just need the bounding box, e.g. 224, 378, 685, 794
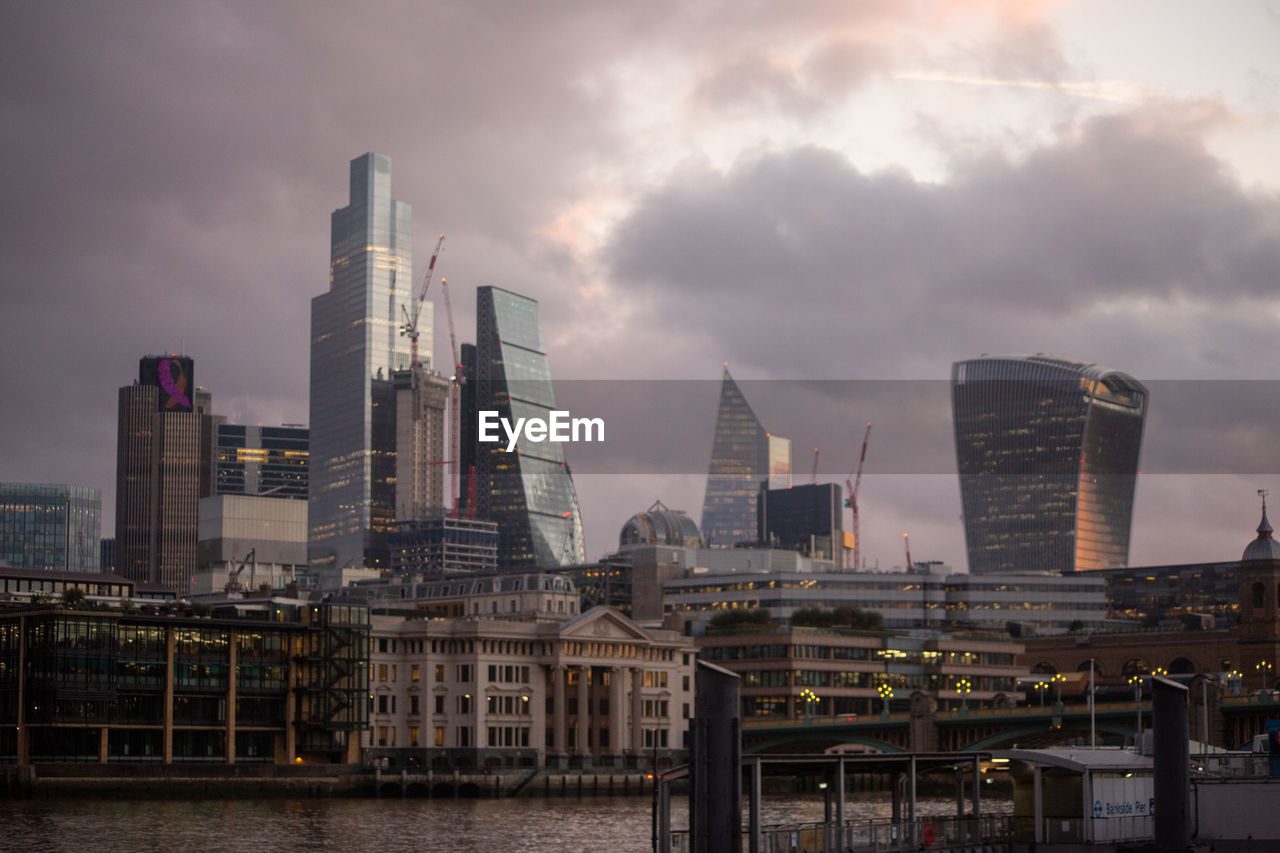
558, 606, 651, 642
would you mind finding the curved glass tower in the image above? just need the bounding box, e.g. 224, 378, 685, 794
951, 355, 1147, 574
470, 286, 585, 568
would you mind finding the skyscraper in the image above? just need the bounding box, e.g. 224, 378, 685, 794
0, 483, 101, 571
468, 286, 585, 567
394, 367, 449, 520
700, 367, 789, 547
115, 355, 210, 592
214, 424, 309, 499
951, 354, 1147, 574
309, 153, 418, 571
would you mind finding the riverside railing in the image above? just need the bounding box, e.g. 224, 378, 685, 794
669, 813, 1013, 852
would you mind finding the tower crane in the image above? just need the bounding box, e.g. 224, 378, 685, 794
903, 533, 912, 570
398, 234, 445, 371
844, 422, 871, 570
440, 276, 464, 515
810, 448, 819, 484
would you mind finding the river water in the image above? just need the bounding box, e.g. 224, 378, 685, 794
2, 792, 1010, 852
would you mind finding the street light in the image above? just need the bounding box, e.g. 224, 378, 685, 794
1035, 680, 1049, 708
800, 688, 819, 720
955, 677, 973, 711
1051, 673, 1067, 705
877, 683, 894, 718
1257, 660, 1273, 692
1225, 669, 1243, 696
1129, 675, 1144, 741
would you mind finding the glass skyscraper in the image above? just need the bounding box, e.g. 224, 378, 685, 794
951, 354, 1147, 574
700, 367, 789, 547
309, 154, 418, 571
469, 286, 585, 568
215, 424, 309, 499
0, 483, 101, 571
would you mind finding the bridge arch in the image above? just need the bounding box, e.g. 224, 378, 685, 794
743, 734, 905, 755
965, 722, 1134, 751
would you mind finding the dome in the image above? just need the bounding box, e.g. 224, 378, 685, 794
1243, 498, 1280, 562
620, 500, 701, 549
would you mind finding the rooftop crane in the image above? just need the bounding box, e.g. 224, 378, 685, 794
398, 234, 446, 371
844, 422, 871, 570
810, 448, 819, 485
440, 276, 464, 515
903, 533, 912, 570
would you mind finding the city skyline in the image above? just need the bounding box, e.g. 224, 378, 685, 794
3, 3, 1280, 570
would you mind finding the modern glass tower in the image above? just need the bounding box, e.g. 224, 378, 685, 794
309, 153, 418, 571
215, 424, 309, 499
951, 355, 1147, 574
700, 367, 789, 547
0, 483, 101, 571
469, 286, 585, 568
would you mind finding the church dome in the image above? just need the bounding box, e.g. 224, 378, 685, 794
620, 501, 701, 549
1243, 497, 1280, 562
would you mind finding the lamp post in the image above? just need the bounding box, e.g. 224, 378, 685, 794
1257, 660, 1273, 692
1035, 680, 1049, 708
1051, 673, 1067, 705
956, 677, 973, 712
800, 688, 819, 721
1129, 675, 1144, 742
1226, 669, 1243, 696
878, 683, 894, 719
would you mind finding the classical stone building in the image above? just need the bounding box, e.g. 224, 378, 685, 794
364, 605, 695, 771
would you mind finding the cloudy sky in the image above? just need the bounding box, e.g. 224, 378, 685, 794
3, 1, 1280, 570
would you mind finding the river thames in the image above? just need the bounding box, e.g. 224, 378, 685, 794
2, 792, 1009, 852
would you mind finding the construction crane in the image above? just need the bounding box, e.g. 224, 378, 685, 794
903, 533, 912, 570
844, 422, 871, 570
810, 448, 819, 484
398, 234, 446, 370
440, 276, 463, 515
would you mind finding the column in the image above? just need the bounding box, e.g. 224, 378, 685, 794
16, 615, 27, 766
163, 624, 175, 764
609, 666, 625, 759
576, 665, 590, 758
226, 631, 237, 764
553, 664, 567, 763
631, 666, 644, 757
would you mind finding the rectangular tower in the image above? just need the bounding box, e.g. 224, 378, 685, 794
215, 424, 309, 499
115, 355, 207, 592
309, 154, 418, 571
0, 483, 102, 571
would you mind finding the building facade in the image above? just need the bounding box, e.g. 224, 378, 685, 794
698, 626, 1025, 719
701, 367, 789, 548
364, 606, 695, 771
116, 356, 213, 593
394, 367, 449, 521
389, 516, 500, 577
0, 483, 101, 571
214, 424, 308, 500
194, 494, 309, 594
951, 355, 1147, 574
468, 286, 585, 568
757, 482, 844, 560
0, 601, 368, 766
310, 153, 417, 573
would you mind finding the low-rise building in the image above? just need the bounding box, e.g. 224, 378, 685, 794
363, 605, 696, 772
698, 625, 1026, 719
0, 600, 369, 766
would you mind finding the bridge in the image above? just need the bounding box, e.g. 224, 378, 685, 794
742, 692, 1280, 754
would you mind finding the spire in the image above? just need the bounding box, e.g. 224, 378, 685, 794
1260, 489, 1273, 539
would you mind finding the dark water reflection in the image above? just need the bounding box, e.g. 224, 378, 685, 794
2, 792, 1010, 852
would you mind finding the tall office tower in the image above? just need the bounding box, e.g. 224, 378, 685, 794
0, 483, 102, 571
951, 354, 1147, 575
700, 366, 789, 547
757, 482, 844, 560
116, 355, 210, 592
470, 286, 585, 567
214, 424, 309, 499
310, 153, 416, 571
394, 367, 449, 520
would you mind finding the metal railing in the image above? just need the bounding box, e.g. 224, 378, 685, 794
669, 813, 1013, 852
